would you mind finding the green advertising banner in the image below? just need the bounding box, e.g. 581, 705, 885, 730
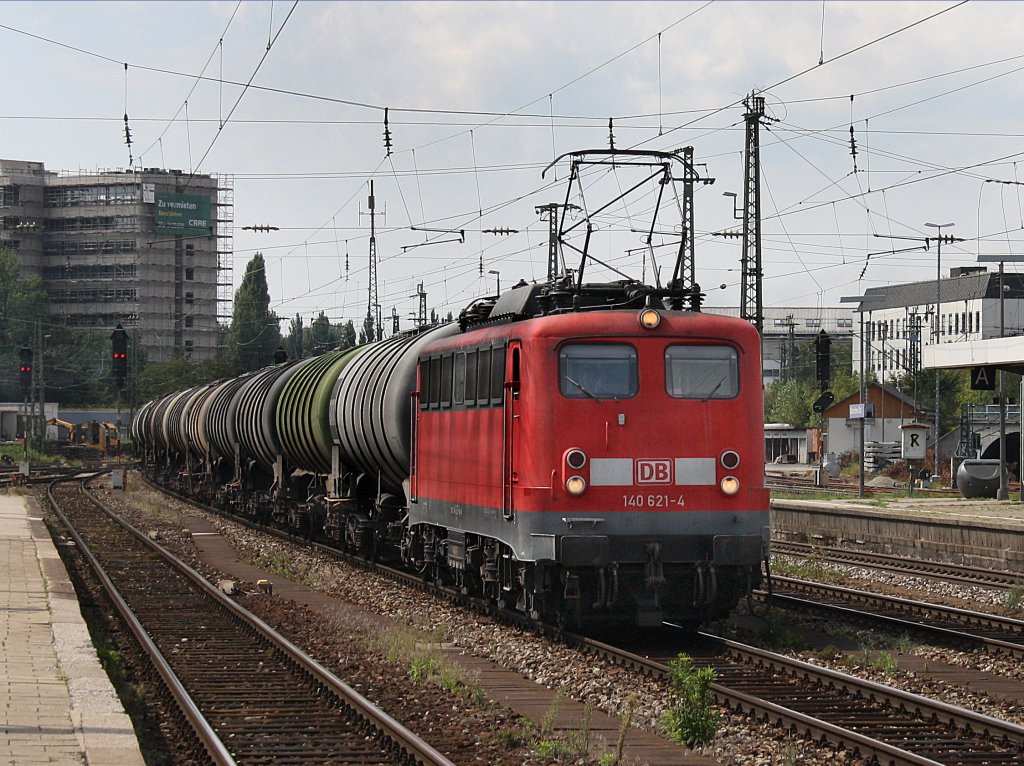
154, 192, 212, 236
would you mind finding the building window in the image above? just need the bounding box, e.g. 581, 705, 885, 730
185, 267, 194, 280
836, 318, 853, 328
185, 292, 194, 304
0, 185, 20, 205
805, 318, 821, 328
184, 315, 193, 328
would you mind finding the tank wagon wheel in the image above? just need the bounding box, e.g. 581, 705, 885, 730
343, 515, 361, 556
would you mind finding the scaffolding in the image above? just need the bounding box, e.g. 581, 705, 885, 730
215, 174, 234, 327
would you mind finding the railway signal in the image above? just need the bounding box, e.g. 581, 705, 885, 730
18, 345, 32, 393
814, 329, 831, 392
111, 324, 128, 389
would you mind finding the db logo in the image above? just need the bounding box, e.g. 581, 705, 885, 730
636, 459, 672, 484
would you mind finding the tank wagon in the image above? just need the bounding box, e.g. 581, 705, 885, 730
135, 148, 771, 628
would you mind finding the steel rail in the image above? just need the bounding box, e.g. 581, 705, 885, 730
573, 631, 1024, 765
764, 575, 1024, 658
58, 474, 456, 766
46, 476, 238, 766
772, 540, 1024, 589
139, 471, 1024, 764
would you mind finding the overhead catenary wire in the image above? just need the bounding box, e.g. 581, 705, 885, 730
8, 3, 1015, 324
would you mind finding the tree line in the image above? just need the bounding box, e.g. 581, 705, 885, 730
0, 250, 369, 406
4, 245, 1007, 436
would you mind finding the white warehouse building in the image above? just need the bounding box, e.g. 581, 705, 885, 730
847, 266, 1024, 381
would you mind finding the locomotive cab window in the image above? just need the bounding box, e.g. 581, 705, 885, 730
559, 344, 638, 400
665, 345, 738, 400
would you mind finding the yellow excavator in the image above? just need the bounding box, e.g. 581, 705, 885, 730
46, 418, 121, 456
46, 418, 77, 443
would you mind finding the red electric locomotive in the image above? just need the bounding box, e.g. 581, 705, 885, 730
135, 145, 770, 630
409, 282, 770, 628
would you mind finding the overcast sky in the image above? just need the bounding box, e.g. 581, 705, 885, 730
4, 0, 1024, 328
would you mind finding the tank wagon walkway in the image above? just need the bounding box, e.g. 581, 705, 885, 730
0, 494, 143, 766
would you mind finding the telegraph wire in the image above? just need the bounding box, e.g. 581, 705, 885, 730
184, 0, 299, 183
135, 1, 243, 163
642, 1, 970, 149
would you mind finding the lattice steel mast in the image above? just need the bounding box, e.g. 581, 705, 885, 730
740, 94, 766, 334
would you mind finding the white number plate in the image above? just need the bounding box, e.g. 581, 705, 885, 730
621, 494, 685, 509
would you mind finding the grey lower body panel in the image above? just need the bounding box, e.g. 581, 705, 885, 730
409, 498, 769, 566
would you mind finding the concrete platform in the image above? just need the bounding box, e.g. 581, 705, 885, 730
0, 493, 144, 766
772, 495, 1024, 570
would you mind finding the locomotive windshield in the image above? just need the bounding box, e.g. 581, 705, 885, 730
559, 344, 638, 400
665, 345, 738, 400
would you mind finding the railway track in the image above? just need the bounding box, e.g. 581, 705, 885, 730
0, 463, 95, 489
580, 632, 1024, 766
47, 476, 455, 766
763, 575, 1024, 657
765, 472, 967, 498
772, 540, 1024, 590
139, 472, 1024, 766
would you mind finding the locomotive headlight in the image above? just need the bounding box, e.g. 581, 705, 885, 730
720, 476, 740, 496
565, 449, 587, 470
566, 475, 587, 495
638, 307, 662, 329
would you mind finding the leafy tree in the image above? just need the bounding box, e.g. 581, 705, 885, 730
0, 249, 47, 344
0, 249, 49, 402
765, 335, 859, 427
340, 319, 357, 349
133, 354, 235, 402
308, 311, 335, 352
359, 312, 376, 345
41, 328, 112, 407
764, 378, 816, 427
226, 253, 281, 372
896, 367, 999, 438
284, 313, 304, 360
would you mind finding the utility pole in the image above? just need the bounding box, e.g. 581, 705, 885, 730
784, 314, 796, 381
415, 282, 427, 328
670, 146, 714, 309
924, 223, 962, 483
740, 94, 768, 334
535, 202, 578, 281
870, 226, 964, 482
36, 321, 45, 445
680, 146, 696, 296
362, 181, 384, 342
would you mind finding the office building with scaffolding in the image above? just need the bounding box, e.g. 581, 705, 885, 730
0, 159, 232, 362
